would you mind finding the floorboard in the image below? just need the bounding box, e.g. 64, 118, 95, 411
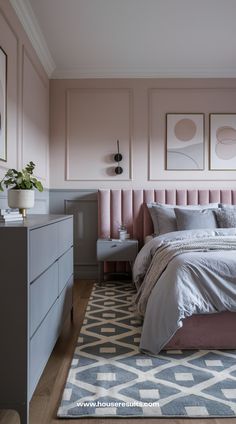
1, 279, 236, 424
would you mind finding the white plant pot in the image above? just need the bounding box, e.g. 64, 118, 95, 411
8, 189, 35, 216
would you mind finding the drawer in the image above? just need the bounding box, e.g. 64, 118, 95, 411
30, 262, 58, 337
29, 223, 58, 281
97, 240, 138, 261
58, 275, 73, 330
58, 247, 73, 294
29, 300, 59, 399
58, 218, 73, 257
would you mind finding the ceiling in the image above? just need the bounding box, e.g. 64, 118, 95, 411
10, 0, 236, 78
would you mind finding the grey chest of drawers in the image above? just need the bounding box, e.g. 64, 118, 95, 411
97, 238, 138, 283
0, 215, 74, 424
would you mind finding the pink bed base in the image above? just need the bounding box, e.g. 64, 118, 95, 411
98, 189, 236, 350
165, 312, 236, 350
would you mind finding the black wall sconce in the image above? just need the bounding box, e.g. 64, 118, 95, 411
114, 140, 123, 175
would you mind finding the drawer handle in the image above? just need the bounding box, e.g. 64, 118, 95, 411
111, 244, 117, 248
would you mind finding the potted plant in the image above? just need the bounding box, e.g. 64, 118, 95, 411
0, 161, 43, 217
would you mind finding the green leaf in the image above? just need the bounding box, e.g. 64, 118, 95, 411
25, 181, 32, 189
16, 177, 23, 186
6, 170, 13, 177
5, 179, 15, 186
34, 181, 43, 192
25, 161, 35, 175
1, 161, 43, 192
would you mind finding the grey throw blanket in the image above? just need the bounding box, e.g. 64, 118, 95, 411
135, 235, 236, 316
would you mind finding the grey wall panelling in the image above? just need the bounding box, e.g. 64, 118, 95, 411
0, 189, 50, 214
49, 189, 98, 279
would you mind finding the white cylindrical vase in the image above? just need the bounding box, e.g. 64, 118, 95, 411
8, 189, 35, 217
119, 230, 127, 241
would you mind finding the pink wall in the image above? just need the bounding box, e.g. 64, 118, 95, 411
50, 78, 236, 190
0, 0, 49, 187
2, 0, 235, 192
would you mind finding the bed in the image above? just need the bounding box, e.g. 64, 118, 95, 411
98, 189, 236, 354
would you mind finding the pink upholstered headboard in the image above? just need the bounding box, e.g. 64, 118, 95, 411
98, 189, 236, 246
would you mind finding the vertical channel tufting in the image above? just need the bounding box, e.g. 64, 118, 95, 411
122, 190, 133, 237
144, 189, 155, 203
110, 190, 122, 238
232, 190, 236, 205
176, 190, 187, 205
122, 190, 133, 273
166, 189, 176, 204
143, 190, 155, 239
187, 190, 198, 205
221, 190, 232, 204
133, 190, 143, 244
98, 189, 236, 248
98, 190, 111, 238
110, 190, 122, 272
198, 190, 209, 204
209, 190, 220, 203
155, 190, 165, 203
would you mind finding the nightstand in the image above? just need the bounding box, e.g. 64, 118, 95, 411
97, 238, 139, 284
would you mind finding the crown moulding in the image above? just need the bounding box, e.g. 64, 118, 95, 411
8, 0, 236, 80
52, 67, 236, 79
9, 0, 55, 77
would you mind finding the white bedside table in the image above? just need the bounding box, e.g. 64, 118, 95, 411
97, 238, 139, 284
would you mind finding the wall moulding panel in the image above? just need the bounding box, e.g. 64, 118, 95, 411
0, 7, 19, 172
66, 88, 133, 181
65, 198, 98, 278
49, 190, 98, 279
149, 87, 236, 181
22, 46, 49, 184
30, 188, 49, 214
50, 79, 236, 190
1, 1, 49, 188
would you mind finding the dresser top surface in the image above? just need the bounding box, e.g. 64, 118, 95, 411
0, 214, 73, 229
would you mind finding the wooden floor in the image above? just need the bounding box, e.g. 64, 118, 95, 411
0, 279, 236, 424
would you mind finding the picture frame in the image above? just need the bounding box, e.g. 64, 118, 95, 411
166, 113, 204, 170
209, 113, 236, 170
0, 46, 7, 162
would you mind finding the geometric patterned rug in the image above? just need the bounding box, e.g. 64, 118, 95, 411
57, 282, 236, 417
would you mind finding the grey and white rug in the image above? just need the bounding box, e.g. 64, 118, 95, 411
58, 281, 236, 417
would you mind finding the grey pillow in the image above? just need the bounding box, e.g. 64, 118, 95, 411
147, 202, 219, 235
175, 208, 218, 231
214, 209, 236, 228
146, 203, 160, 234
219, 203, 236, 210
150, 205, 177, 234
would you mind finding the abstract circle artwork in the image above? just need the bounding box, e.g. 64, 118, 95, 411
210, 114, 236, 170
166, 114, 204, 170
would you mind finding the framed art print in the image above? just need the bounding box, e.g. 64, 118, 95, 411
0, 46, 7, 162
166, 113, 204, 170
210, 113, 236, 170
